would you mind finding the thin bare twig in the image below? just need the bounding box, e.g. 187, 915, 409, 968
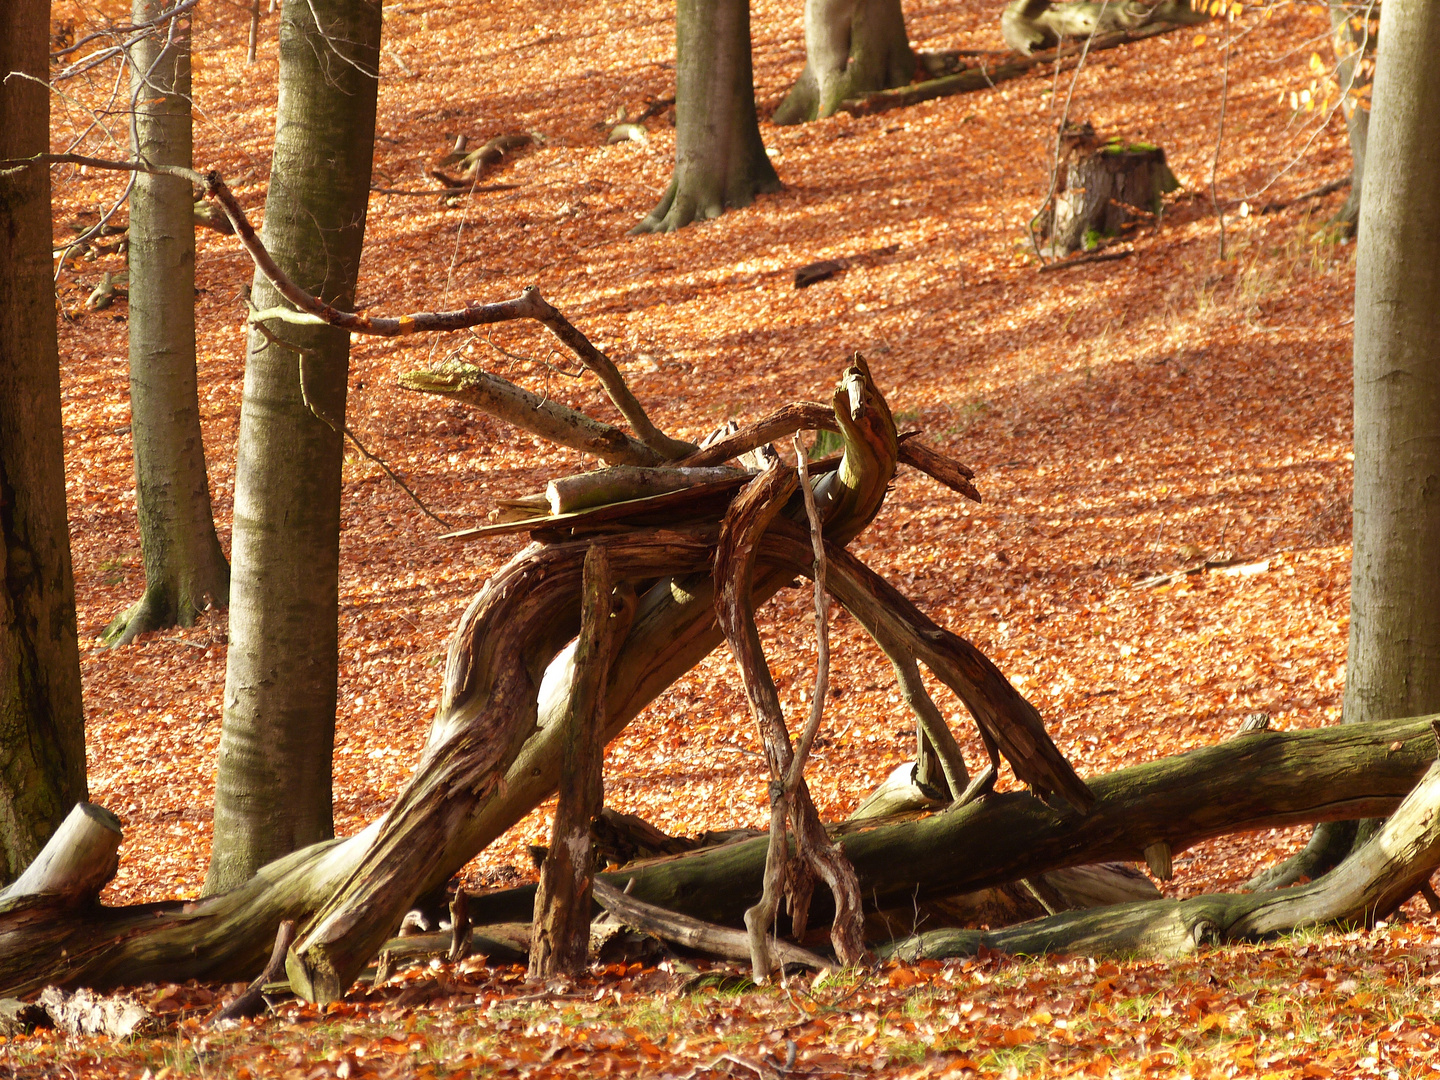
249, 316, 452, 529
1210, 20, 1233, 260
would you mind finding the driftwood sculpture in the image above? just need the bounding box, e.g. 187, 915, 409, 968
5, 164, 1440, 1004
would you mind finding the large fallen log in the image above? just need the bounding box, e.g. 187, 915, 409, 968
837, 14, 1203, 118
885, 751, 1440, 962
466, 715, 1440, 930
5, 715, 1434, 996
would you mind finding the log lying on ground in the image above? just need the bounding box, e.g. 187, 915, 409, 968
466, 715, 1440, 931
5, 716, 1435, 997
865, 861, 1158, 941
836, 17, 1202, 117
885, 754, 1440, 962
0, 803, 121, 906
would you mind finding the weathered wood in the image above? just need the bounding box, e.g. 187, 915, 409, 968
497, 715, 1440, 932
447, 889, 470, 963
1001, 0, 1206, 56
1042, 124, 1179, 257
401, 361, 667, 468
0, 803, 121, 905
209, 918, 294, 1024
886, 757, 1440, 962
865, 861, 1159, 940
283, 527, 719, 1004
765, 524, 1094, 812
592, 880, 830, 972
545, 466, 749, 515
715, 457, 806, 980
530, 545, 614, 978
848, 762, 949, 821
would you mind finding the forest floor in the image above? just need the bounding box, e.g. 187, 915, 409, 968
11, 0, 1426, 1075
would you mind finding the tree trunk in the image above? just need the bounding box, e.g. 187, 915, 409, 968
632, 0, 780, 233
468, 714, 1440, 931
773, 0, 915, 125
0, 0, 89, 885
103, 0, 230, 649
1344, 0, 1440, 761
206, 0, 382, 894
1327, 1, 1372, 233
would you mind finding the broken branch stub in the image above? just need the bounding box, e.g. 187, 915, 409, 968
530, 545, 614, 978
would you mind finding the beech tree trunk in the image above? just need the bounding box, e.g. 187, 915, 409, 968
773, 0, 915, 125
0, 0, 89, 885
206, 0, 382, 894
633, 0, 780, 233
1344, 0, 1440, 762
104, 0, 230, 648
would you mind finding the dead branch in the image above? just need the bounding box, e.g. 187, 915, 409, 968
202, 172, 693, 460
591, 880, 830, 972
716, 458, 867, 978
530, 545, 614, 978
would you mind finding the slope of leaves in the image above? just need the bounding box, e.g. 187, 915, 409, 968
16, 0, 1418, 1072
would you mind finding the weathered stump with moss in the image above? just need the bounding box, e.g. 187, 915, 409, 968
1042, 124, 1179, 256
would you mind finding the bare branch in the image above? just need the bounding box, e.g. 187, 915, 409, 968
200, 172, 693, 460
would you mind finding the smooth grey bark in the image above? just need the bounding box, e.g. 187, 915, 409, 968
773, 0, 915, 125
1328, 0, 1372, 232
633, 0, 780, 233
0, 0, 89, 885
205, 0, 382, 894
1344, 0, 1440, 745
103, 0, 230, 649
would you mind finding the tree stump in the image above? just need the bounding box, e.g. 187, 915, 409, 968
1042, 123, 1178, 257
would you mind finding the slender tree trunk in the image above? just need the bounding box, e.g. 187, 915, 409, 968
103, 0, 230, 649
1345, 0, 1440, 734
633, 0, 780, 234
0, 0, 89, 884
1327, 0, 1371, 232
1332, 0, 1440, 858
205, 0, 382, 894
773, 0, 915, 125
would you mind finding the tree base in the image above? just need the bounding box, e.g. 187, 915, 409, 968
631, 170, 782, 235
101, 578, 226, 649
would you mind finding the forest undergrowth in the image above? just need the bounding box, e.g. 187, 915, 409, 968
8, 0, 1417, 1075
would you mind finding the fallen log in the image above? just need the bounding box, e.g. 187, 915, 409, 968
884, 753, 1440, 962
465, 715, 1440, 931
837, 19, 1199, 118
0, 803, 121, 906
